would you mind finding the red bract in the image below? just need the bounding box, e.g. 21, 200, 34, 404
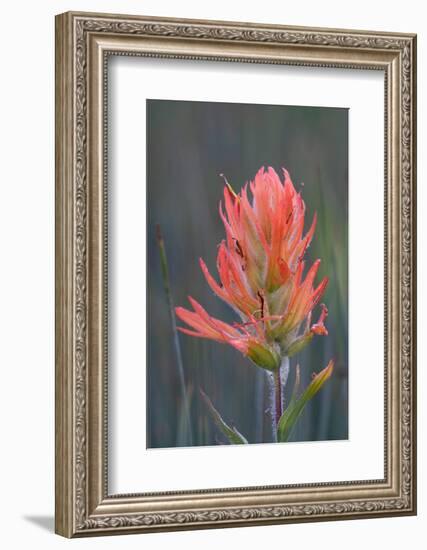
176, 167, 329, 369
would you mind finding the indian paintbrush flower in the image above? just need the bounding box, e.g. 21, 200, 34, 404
175, 167, 329, 371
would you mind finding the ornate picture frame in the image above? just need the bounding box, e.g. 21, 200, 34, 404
55, 11, 417, 537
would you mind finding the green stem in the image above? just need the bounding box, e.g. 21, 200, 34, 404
254, 369, 265, 443
270, 356, 290, 442
156, 225, 193, 446
274, 368, 282, 431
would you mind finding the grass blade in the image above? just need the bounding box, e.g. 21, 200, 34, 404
156, 225, 193, 446
200, 389, 248, 444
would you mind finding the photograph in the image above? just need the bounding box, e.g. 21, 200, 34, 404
146, 99, 349, 449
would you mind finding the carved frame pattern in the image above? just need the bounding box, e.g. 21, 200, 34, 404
55, 11, 416, 537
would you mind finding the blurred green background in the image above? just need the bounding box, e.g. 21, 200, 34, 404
147, 99, 348, 448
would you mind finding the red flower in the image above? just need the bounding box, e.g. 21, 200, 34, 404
176, 167, 329, 368
176, 297, 281, 370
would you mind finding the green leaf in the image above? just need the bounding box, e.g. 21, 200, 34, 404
200, 389, 248, 445
277, 360, 334, 443
285, 332, 314, 358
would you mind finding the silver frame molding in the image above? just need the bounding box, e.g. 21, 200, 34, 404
55, 11, 417, 538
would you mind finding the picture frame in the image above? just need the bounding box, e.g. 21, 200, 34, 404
55, 11, 417, 537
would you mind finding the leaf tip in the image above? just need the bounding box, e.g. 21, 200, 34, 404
325, 359, 334, 379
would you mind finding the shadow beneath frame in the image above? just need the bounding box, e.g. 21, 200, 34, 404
23, 515, 54, 533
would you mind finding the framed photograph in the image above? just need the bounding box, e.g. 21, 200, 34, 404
55, 11, 417, 537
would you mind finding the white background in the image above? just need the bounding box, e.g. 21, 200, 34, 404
110, 59, 384, 493
0, 1, 424, 549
